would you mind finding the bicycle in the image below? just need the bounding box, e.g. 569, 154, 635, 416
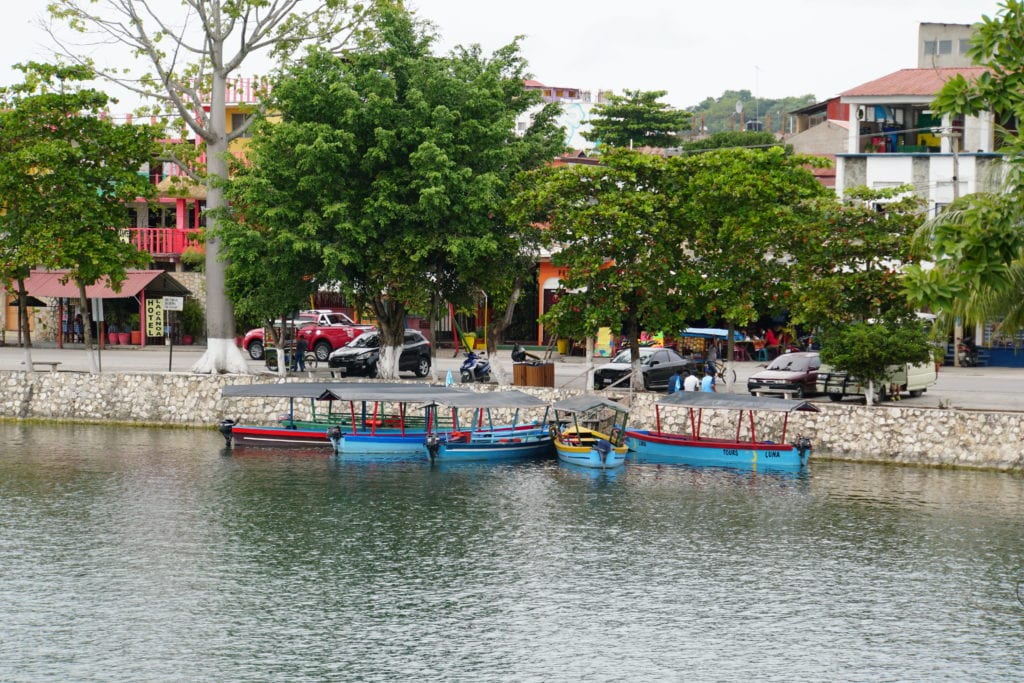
707, 358, 737, 385
265, 347, 318, 372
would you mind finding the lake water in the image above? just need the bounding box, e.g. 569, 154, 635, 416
1, 422, 1023, 682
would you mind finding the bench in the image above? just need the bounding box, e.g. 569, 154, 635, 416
753, 389, 796, 400
21, 361, 62, 373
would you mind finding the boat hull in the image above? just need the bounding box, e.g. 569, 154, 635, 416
229, 425, 332, 449
625, 430, 810, 469
432, 432, 553, 462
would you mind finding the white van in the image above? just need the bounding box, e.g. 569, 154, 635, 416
816, 361, 937, 402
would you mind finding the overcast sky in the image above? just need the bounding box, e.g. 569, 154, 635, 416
0, 0, 1003, 110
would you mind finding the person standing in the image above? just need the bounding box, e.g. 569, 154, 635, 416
294, 336, 308, 372
700, 372, 715, 393
683, 371, 700, 392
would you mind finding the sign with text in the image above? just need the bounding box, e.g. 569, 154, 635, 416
145, 299, 163, 338
163, 296, 184, 311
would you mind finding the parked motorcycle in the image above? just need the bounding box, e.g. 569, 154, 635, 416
460, 350, 491, 383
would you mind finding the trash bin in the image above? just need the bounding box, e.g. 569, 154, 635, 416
513, 361, 554, 387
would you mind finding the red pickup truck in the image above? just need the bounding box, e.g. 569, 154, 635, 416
242, 310, 372, 361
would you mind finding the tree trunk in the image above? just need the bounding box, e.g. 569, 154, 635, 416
373, 298, 408, 380
585, 336, 595, 393
16, 279, 33, 369
626, 308, 643, 390
76, 282, 98, 373
487, 277, 523, 386
190, 69, 249, 374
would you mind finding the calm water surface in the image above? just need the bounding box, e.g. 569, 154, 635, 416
1, 423, 1023, 682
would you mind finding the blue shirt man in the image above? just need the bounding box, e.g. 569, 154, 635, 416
700, 374, 715, 392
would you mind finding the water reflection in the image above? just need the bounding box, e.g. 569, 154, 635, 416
1, 423, 1022, 681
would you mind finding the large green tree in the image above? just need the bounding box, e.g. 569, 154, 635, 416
513, 149, 696, 389
790, 186, 926, 327
49, 0, 374, 374
674, 146, 830, 369
903, 1, 1024, 341
220, 7, 564, 379
583, 89, 691, 150
0, 62, 157, 372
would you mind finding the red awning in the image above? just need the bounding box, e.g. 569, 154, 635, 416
23, 270, 191, 299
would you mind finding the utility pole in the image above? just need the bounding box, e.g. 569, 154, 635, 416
940, 124, 963, 363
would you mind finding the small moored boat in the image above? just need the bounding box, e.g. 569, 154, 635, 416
423, 390, 553, 463
550, 395, 630, 469
624, 392, 818, 470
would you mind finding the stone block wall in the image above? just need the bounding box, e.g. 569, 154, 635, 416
0, 371, 1022, 471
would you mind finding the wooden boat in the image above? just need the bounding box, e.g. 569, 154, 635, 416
219, 382, 464, 451
423, 390, 553, 463
624, 392, 818, 470
219, 383, 345, 448
550, 395, 630, 469
220, 382, 537, 458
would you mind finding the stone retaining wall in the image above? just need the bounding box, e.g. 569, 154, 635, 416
2, 371, 1022, 471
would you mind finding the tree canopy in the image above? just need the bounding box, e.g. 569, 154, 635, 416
582, 89, 692, 150
49, 0, 375, 373
513, 146, 829, 387
790, 186, 926, 327
0, 62, 157, 370
219, 6, 564, 378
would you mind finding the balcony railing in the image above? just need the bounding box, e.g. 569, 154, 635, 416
126, 227, 203, 258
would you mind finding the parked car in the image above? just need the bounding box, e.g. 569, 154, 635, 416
593, 347, 702, 391
747, 351, 821, 398
817, 360, 937, 403
242, 310, 366, 360
327, 329, 431, 377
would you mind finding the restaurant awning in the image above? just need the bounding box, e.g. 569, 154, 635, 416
22, 270, 192, 299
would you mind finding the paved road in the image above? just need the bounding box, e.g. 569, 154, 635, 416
2, 343, 1022, 413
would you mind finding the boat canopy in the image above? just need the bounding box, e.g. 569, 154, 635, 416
656, 391, 820, 413
421, 389, 548, 409
222, 381, 472, 403
551, 395, 630, 415
222, 382, 343, 401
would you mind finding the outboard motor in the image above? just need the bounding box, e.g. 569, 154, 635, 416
218, 418, 236, 448
511, 344, 526, 363
425, 433, 441, 462
594, 438, 612, 467
795, 435, 813, 464
326, 426, 343, 455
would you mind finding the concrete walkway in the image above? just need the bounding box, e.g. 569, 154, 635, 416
1, 342, 1022, 413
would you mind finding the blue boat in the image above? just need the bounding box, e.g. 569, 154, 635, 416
423, 390, 553, 462
219, 382, 471, 455
550, 395, 631, 469
624, 392, 818, 470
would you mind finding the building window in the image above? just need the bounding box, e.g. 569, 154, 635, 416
939, 40, 952, 55
230, 113, 251, 138
959, 38, 971, 54
924, 40, 937, 55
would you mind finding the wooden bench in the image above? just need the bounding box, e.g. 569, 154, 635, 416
21, 361, 62, 373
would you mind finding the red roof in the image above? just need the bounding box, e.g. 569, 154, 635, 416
841, 67, 988, 98
23, 270, 191, 299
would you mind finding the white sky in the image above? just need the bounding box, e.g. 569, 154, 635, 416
0, 0, 1003, 111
